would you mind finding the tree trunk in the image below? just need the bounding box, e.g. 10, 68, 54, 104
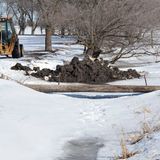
19, 28, 25, 35
67, 28, 71, 35
21, 28, 25, 35
31, 23, 35, 35
45, 26, 52, 51
151, 30, 154, 48
40, 27, 43, 34
84, 45, 87, 53
31, 28, 35, 35
31, 22, 38, 35
18, 28, 22, 35
85, 47, 102, 59
61, 26, 65, 37
31, 25, 37, 35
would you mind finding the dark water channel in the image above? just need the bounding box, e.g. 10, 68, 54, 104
62, 92, 143, 99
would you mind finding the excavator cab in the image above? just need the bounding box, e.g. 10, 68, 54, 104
0, 17, 23, 58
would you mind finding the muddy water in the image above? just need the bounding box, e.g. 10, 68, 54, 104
58, 138, 104, 160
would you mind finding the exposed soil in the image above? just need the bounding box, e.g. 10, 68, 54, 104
11, 63, 32, 72
11, 57, 140, 84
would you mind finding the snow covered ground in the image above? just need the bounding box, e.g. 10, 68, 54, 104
0, 35, 160, 160
0, 79, 160, 160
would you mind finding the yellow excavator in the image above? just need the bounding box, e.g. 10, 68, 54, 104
0, 17, 23, 58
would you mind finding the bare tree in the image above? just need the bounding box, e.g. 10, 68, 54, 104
24, 0, 40, 35
4, 0, 28, 35
37, 0, 62, 51
62, 0, 160, 62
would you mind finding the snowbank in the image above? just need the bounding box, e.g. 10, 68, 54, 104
0, 79, 160, 160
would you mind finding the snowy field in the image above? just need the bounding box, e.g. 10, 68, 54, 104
0, 35, 160, 160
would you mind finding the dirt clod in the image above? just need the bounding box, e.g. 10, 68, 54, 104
11, 63, 32, 72
11, 57, 140, 84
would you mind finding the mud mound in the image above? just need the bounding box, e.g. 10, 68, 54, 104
11, 57, 140, 84
11, 63, 32, 72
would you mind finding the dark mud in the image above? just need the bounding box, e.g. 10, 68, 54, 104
11, 63, 32, 72
11, 57, 140, 84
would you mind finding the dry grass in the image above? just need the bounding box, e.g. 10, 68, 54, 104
115, 110, 159, 160
153, 123, 160, 132
118, 138, 138, 159
127, 121, 152, 145
115, 131, 139, 160
128, 117, 160, 146
127, 107, 152, 145
128, 132, 144, 145
142, 122, 152, 134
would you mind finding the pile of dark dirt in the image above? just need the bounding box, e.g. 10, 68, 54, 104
11, 63, 32, 72
11, 57, 140, 84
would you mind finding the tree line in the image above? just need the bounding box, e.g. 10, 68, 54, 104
1, 0, 160, 62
